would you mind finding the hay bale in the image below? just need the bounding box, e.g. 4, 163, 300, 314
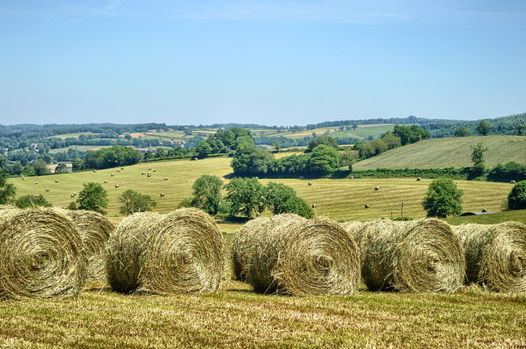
416, 177, 421, 181
107, 208, 224, 294
349, 219, 464, 293
231, 214, 360, 296
55, 180, 59, 183
62, 210, 115, 282
364, 204, 370, 208
374, 186, 380, 191
0, 208, 86, 300
160, 193, 165, 197
45, 188, 50, 192
453, 222, 526, 292
115, 184, 120, 188
511, 180, 516, 184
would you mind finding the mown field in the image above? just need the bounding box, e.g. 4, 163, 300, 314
354, 135, 526, 170
8, 157, 520, 231
3, 157, 526, 348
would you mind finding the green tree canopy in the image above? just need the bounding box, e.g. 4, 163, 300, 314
119, 189, 157, 215
0, 171, 16, 205
393, 125, 430, 146
306, 136, 338, 152
422, 178, 463, 218
189, 175, 223, 215
508, 180, 526, 210
476, 120, 492, 136
231, 143, 274, 176
225, 177, 266, 218
307, 144, 339, 176
77, 182, 108, 214
265, 182, 313, 218
15, 194, 52, 209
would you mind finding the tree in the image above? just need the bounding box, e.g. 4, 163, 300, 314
189, 175, 223, 215
470, 142, 489, 177
119, 189, 156, 215
381, 132, 402, 149
15, 194, 52, 208
225, 177, 266, 218
476, 120, 491, 136
55, 163, 69, 174
32, 159, 50, 176
231, 143, 274, 176
422, 178, 463, 218
0, 171, 16, 205
393, 125, 430, 146
360, 140, 388, 159
77, 182, 108, 214
265, 182, 314, 218
515, 123, 525, 136
508, 180, 526, 210
71, 157, 85, 171
196, 141, 213, 159
307, 145, 339, 176
306, 136, 338, 152
454, 127, 471, 137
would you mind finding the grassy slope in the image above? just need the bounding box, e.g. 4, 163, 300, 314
354, 135, 526, 170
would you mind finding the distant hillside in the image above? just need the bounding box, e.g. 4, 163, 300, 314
353, 135, 526, 170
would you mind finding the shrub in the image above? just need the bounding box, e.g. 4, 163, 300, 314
508, 180, 526, 210
119, 189, 157, 215
77, 182, 108, 214
264, 182, 314, 218
189, 175, 223, 215
422, 178, 463, 218
15, 194, 52, 208
225, 177, 266, 218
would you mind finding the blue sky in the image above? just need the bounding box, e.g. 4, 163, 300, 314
0, 1, 525, 125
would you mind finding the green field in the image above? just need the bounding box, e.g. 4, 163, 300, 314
8, 157, 521, 231
263, 124, 393, 140
354, 135, 526, 170
4, 157, 526, 348
48, 145, 114, 154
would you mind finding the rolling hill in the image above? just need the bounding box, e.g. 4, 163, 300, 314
8, 156, 519, 231
354, 135, 526, 170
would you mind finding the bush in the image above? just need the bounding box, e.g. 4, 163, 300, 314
0, 171, 16, 205
15, 194, 52, 208
508, 180, 526, 210
264, 182, 314, 218
77, 182, 108, 214
307, 145, 339, 176
487, 162, 526, 182
306, 136, 338, 152
422, 178, 463, 218
119, 189, 157, 215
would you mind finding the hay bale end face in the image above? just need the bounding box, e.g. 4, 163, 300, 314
61, 209, 115, 282
107, 208, 224, 294
348, 219, 464, 293
0, 208, 86, 300
453, 222, 526, 292
232, 214, 360, 296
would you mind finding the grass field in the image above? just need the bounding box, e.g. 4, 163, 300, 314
263, 124, 393, 140
1, 233, 525, 348
8, 157, 521, 232
48, 145, 114, 154
354, 135, 526, 170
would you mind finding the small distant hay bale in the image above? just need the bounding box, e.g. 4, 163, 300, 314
147, 173, 152, 178
0, 208, 86, 300
160, 193, 165, 197
107, 208, 224, 294
104, 180, 108, 184
311, 204, 317, 209
120, 167, 124, 170
153, 169, 157, 173
34, 182, 38, 185
511, 180, 516, 184
45, 188, 50, 192
231, 214, 360, 296
115, 184, 120, 188
55, 180, 59, 184
61, 209, 115, 282
308, 182, 313, 186
70, 193, 76, 198
374, 186, 380, 191
93, 170, 97, 173
141, 171, 146, 175
110, 173, 115, 177
148, 167, 152, 171
481, 208, 487, 213
416, 177, 422, 181
364, 204, 370, 208
453, 223, 526, 292
164, 177, 168, 181
348, 219, 464, 293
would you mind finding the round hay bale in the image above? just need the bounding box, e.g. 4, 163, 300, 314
374, 186, 380, 191
453, 222, 526, 292
231, 214, 360, 296
353, 219, 464, 293
107, 208, 224, 294
55, 180, 59, 183
34, 181, 38, 185
0, 208, 86, 300
160, 193, 165, 197
364, 204, 370, 208
115, 184, 120, 188
46, 188, 50, 192
511, 180, 516, 184
62, 210, 115, 282
416, 177, 421, 181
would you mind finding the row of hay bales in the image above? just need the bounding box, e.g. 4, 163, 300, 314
0, 206, 224, 300
1, 204, 525, 300
232, 216, 526, 295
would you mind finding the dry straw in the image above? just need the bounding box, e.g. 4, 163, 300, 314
453, 222, 526, 292
0, 207, 86, 300
62, 209, 115, 281
346, 219, 465, 293
107, 208, 224, 294
232, 214, 360, 296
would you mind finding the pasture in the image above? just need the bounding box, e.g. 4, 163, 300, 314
8, 157, 518, 231
354, 135, 526, 170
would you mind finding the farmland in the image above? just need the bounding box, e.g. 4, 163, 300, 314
354, 135, 526, 170
8, 156, 522, 232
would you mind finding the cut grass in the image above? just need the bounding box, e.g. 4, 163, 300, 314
1, 234, 525, 348
354, 135, 526, 170
8, 158, 516, 225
